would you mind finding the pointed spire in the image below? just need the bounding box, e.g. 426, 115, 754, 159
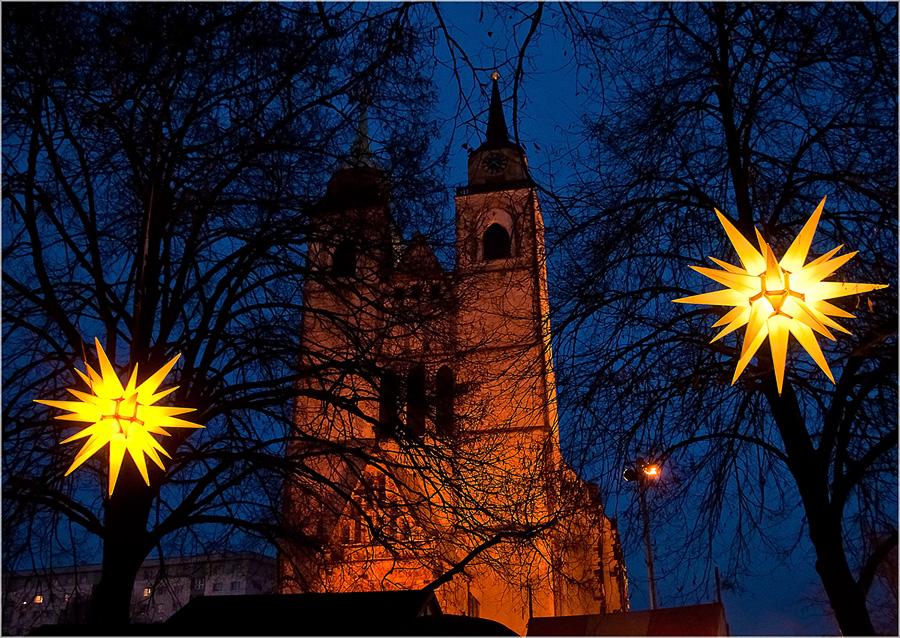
342, 94, 378, 169
325, 92, 389, 205
485, 72, 510, 144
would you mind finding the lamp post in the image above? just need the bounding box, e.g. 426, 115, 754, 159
624, 457, 661, 610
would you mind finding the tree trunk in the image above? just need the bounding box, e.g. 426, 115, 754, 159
88, 471, 155, 627
809, 517, 876, 635
765, 381, 876, 635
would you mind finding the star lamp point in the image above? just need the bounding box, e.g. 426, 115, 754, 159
35, 338, 202, 495
674, 197, 887, 393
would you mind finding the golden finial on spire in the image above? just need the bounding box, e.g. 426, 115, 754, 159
491, 71, 500, 81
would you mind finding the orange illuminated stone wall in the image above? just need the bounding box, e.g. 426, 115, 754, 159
280, 87, 628, 635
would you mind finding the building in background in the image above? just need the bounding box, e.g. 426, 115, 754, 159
279, 79, 629, 635
1, 552, 275, 635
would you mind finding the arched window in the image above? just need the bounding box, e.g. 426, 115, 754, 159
378, 370, 399, 437
352, 509, 363, 543
435, 366, 455, 436
406, 365, 427, 434
483, 223, 511, 261
332, 240, 357, 278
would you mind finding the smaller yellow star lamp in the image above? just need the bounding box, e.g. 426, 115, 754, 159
674, 197, 887, 393
36, 338, 203, 495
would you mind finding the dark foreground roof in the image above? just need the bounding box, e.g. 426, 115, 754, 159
29, 590, 517, 636
527, 602, 729, 636
167, 590, 439, 635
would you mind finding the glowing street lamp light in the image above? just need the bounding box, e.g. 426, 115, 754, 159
36, 338, 203, 496
642, 464, 660, 479
673, 197, 887, 393
623, 460, 661, 482
624, 457, 661, 610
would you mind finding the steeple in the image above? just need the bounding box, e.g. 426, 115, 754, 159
485, 72, 510, 145
342, 99, 378, 170
464, 73, 529, 189
323, 93, 388, 206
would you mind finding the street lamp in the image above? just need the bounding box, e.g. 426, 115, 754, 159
623, 457, 661, 610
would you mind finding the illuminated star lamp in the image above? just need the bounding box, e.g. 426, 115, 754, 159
36, 338, 203, 495
674, 197, 887, 393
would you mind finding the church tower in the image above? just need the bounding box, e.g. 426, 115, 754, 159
280, 80, 628, 635
454, 72, 557, 450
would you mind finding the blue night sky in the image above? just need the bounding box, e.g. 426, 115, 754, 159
422, 3, 847, 635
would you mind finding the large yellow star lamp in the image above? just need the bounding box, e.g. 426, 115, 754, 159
36, 338, 202, 495
674, 197, 887, 393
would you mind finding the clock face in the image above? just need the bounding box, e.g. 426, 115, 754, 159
482, 152, 508, 175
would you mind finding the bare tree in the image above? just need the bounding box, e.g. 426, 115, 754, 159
548, 3, 896, 634
2, 2, 446, 626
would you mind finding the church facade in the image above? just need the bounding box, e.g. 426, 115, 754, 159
279, 79, 628, 635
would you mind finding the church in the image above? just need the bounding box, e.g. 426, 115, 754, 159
278, 77, 629, 635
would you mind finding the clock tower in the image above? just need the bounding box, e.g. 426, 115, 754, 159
281, 77, 628, 635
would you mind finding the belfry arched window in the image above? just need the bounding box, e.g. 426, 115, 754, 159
332, 240, 357, 278
378, 370, 399, 437
406, 365, 427, 434
435, 366, 455, 435
483, 223, 511, 261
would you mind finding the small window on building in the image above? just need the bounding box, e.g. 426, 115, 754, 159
142, 587, 152, 597
398, 516, 411, 540
33, 595, 44, 604
332, 240, 357, 278
483, 223, 510, 261
212, 582, 223, 592
191, 577, 205, 591
156, 602, 165, 613
231, 580, 243, 592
